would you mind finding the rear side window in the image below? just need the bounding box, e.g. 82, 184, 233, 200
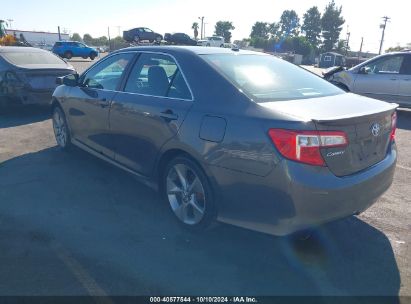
202, 54, 343, 102
54, 42, 62, 47
124, 53, 192, 100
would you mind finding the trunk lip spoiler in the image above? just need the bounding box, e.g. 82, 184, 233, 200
311, 103, 398, 123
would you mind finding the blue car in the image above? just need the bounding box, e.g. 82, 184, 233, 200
52, 41, 98, 60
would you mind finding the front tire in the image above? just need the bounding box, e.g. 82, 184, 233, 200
162, 156, 216, 231
52, 106, 71, 150
89, 52, 97, 60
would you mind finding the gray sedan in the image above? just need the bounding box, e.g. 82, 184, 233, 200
328, 51, 411, 108
51, 46, 397, 236
0, 47, 74, 107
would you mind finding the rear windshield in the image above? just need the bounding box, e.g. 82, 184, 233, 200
201, 54, 343, 102
2, 50, 66, 66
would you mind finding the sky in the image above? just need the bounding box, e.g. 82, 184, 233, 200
2, 0, 410, 54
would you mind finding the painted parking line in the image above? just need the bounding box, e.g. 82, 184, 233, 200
52, 242, 113, 304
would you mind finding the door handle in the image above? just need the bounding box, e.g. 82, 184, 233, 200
160, 109, 178, 121
97, 98, 109, 108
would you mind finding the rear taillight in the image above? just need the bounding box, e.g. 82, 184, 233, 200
390, 111, 397, 141
268, 129, 348, 166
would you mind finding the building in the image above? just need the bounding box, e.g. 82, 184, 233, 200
5, 29, 69, 50
319, 52, 345, 68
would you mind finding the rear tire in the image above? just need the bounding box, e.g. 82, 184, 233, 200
64, 51, 73, 60
52, 105, 72, 150
161, 156, 216, 231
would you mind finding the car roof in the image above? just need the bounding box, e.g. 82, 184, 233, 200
113, 45, 266, 56
0, 46, 49, 53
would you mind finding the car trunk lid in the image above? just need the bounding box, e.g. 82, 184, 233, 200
259, 93, 398, 176
18, 68, 74, 90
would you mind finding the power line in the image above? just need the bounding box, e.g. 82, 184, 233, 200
379, 16, 391, 55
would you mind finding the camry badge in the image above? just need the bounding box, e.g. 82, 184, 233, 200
371, 123, 381, 137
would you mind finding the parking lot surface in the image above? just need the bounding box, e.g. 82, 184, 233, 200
0, 59, 410, 297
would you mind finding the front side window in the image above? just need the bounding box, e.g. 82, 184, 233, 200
363, 55, 404, 74
144, 28, 153, 33
202, 53, 343, 102
82, 53, 134, 90
124, 53, 192, 100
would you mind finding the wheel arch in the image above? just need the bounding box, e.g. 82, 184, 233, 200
155, 147, 220, 205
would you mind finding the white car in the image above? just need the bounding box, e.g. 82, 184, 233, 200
197, 36, 225, 47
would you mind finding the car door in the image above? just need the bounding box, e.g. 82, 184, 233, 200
352, 54, 404, 102
109, 52, 194, 176
71, 42, 82, 57
78, 43, 89, 57
66, 52, 134, 158
397, 54, 411, 107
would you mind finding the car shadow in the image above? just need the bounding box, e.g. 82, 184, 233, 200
0, 146, 401, 297
397, 108, 411, 131
0, 105, 51, 128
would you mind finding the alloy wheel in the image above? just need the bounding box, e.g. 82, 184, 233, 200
53, 108, 67, 148
166, 163, 206, 225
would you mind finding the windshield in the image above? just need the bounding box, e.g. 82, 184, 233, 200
2, 50, 66, 66
202, 54, 343, 102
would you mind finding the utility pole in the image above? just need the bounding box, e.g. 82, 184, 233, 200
198, 16, 204, 39
345, 31, 351, 56
379, 16, 391, 55
358, 37, 363, 64
108, 26, 111, 51
57, 26, 61, 41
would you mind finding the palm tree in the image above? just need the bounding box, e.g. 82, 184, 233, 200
192, 22, 199, 40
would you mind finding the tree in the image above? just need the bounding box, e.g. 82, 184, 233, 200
250, 22, 269, 39
268, 22, 280, 39
214, 21, 235, 43
335, 39, 350, 54
70, 33, 82, 42
83, 33, 93, 45
93, 36, 109, 46
302, 7, 321, 49
192, 22, 199, 40
321, 0, 345, 52
282, 36, 313, 57
279, 10, 300, 37
386, 43, 411, 53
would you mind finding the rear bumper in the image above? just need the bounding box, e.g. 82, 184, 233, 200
211, 144, 397, 236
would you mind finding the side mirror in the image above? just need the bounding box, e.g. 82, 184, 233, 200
358, 67, 368, 74
57, 73, 79, 87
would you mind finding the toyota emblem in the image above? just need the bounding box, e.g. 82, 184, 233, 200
371, 123, 381, 137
